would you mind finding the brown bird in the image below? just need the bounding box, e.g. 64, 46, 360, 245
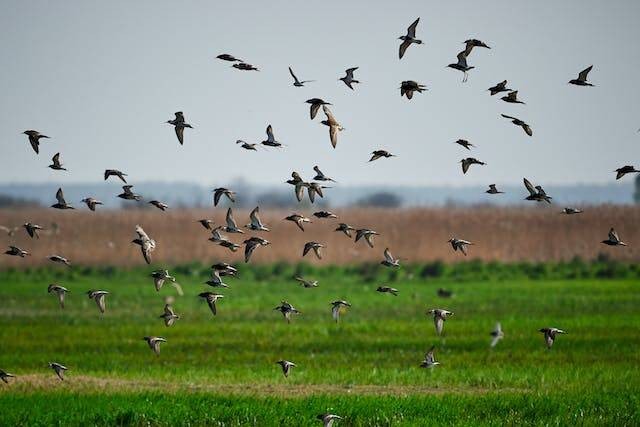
244, 236, 270, 263
197, 219, 214, 230
51, 188, 74, 209
501, 91, 525, 104
48, 362, 68, 381
601, 228, 627, 246
448, 238, 474, 256
143, 336, 166, 355
23, 222, 43, 239
276, 360, 296, 377
233, 62, 259, 71
159, 304, 180, 327
118, 185, 142, 201
87, 290, 109, 314
355, 228, 379, 248
217, 53, 242, 62
463, 38, 491, 54
313, 211, 337, 219
539, 327, 566, 348
303, 241, 324, 259
376, 286, 399, 296
321, 105, 344, 148
198, 292, 224, 316
274, 300, 301, 323
81, 197, 103, 211
0, 369, 15, 384
131, 225, 156, 264
285, 214, 312, 231
486, 184, 504, 194
23, 130, 50, 154
261, 125, 283, 147
48, 255, 71, 267
335, 223, 355, 238
5, 246, 29, 257
427, 308, 454, 335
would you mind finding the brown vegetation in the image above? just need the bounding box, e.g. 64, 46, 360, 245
0, 205, 638, 267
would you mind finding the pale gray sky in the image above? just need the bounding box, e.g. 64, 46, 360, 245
1, 0, 638, 188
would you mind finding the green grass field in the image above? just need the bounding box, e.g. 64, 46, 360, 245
0, 262, 638, 425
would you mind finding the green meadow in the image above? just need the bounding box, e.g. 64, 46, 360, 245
0, 261, 638, 425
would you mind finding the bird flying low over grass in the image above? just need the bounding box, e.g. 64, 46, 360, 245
376, 285, 398, 296
490, 322, 504, 348
539, 327, 566, 348
427, 308, 454, 335
143, 336, 166, 355
132, 225, 156, 264
274, 300, 300, 323
331, 300, 351, 323
276, 360, 296, 377
420, 346, 440, 368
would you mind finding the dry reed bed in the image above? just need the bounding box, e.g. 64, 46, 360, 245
0, 205, 638, 267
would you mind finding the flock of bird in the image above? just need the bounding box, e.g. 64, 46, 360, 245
1, 16, 636, 426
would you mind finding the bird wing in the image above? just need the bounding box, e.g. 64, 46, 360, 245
154, 276, 165, 291
52, 152, 61, 165
226, 208, 238, 229
214, 190, 223, 206
523, 124, 533, 136
609, 228, 619, 242
29, 135, 40, 154
266, 125, 274, 142
332, 304, 341, 321
135, 225, 149, 240
578, 65, 593, 81
95, 293, 106, 313
461, 160, 470, 174
490, 335, 501, 348
294, 184, 305, 202
435, 316, 444, 335
245, 241, 257, 262
523, 178, 537, 196
249, 206, 260, 226
407, 17, 419, 38
365, 233, 375, 248
345, 67, 358, 78
323, 105, 336, 123
399, 40, 412, 59
313, 245, 323, 259
208, 297, 217, 315
175, 126, 184, 145
57, 290, 66, 309
501, 114, 517, 120
310, 103, 321, 120
55, 188, 66, 204
152, 339, 162, 355
288, 66, 300, 84
384, 248, 393, 262
456, 50, 468, 66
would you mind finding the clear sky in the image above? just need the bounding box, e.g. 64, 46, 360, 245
1, 0, 638, 188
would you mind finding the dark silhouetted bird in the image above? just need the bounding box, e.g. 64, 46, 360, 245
398, 18, 422, 59
104, 169, 127, 183
501, 114, 532, 136
488, 80, 510, 95
51, 188, 74, 209
118, 185, 142, 201
289, 67, 314, 87
601, 228, 626, 246
165, 111, 193, 145
23, 130, 49, 154
447, 51, 474, 82
460, 158, 485, 174
569, 65, 594, 86
400, 80, 427, 99
48, 153, 67, 171
306, 98, 331, 120
486, 184, 504, 194
501, 91, 525, 104
614, 165, 639, 180
339, 67, 360, 90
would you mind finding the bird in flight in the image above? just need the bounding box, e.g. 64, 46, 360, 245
232, 62, 259, 71
243, 236, 270, 263
569, 65, 594, 86
381, 248, 400, 267
104, 169, 127, 183
490, 322, 504, 348
22, 130, 50, 154
420, 346, 440, 368
303, 241, 324, 259
159, 304, 180, 327
320, 105, 344, 148
398, 18, 422, 59
216, 53, 242, 62
355, 228, 379, 248
488, 80, 510, 96
295, 277, 319, 288
601, 228, 626, 246
400, 80, 427, 99
5, 246, 29, 258
501, 114, 533, 136
143, 336, 166, 356
427, 308, 454, 335
23, 222, 43, 239
376, 286, 399, 296
501, 91, 525, 104
236, 140, 258, 151
213, 187, 235, 206
317, 413, 341, 427
539, 327, 566, 348
288, 67, 314, 87
0, 369, 15, 384
331, 300, 351, 323
460, 158, 485, 174
276, 360, 296, 377
261, 125, 283, 147
48, 153, 67, 171
149, 200, 168, 211
48, 362, 68, 381
47, 284, 69, 309
454, 139, 474, 150
118, 185, 142, 201
151, 270, 176, 292
313, 166, 336, 182
199, 292, 224, 316
339, 67, 360, 90
274, 300, 301, 323
165, 111, 193, 145
447, 50, 474, 82
561, 207, 583, 215
523, 178, 552, 203
51, 188, 74, 209
448, 238, 474, 256
614, 165, 639, 180
284, 213, 312, 231
486, 184, 504, 194
132, 225, 156, 264
87, 290, 109, 314
246, 206, 270, 231
306, 98, 331, 120
335, 223, 355, 238
81, 197, 103, 211
369, 150, 395, 162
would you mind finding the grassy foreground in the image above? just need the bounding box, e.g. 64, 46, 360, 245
0, 262, 638, 425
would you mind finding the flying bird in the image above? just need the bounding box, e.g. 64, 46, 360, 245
213, 187, 235, 206
284, 213, 312, 232
23, 222, 43, 239
151, 270, 176, 292
232, 62, 259, 71
205, 270, 229, 288
369, 150, 395, 162
331, 300, 351, 323
149, 200, 168, 211
448, 238, 474, 256
321, 105, 344, 148
51, 188, 74, 209
244, 236, 270, 262
305, 98, 331, 120
295, 277, 319, 288
303, 241, 324, 259
308, 182, 330, 203
400, 80, 427, 99
81, 197, 103, 211
539, 327, 566, 348
355, 228, 379, 248
601, 228, 626, 246
22, 130, 50, 154
460, 158, 486, 174
381, 248, 400, 267
376, 286, 399, 296
339, 67, 360, 90
48, 153, 67, 171
197, 219, 214, 230
486, 184, 504, 194
501, 91, 525, 104
427, 308, 454, 335
614, 165, 639, 180
490, 322, 504, 348
335, 223, 355, 238
454, 139, 474, 150
198, 292, 224, 316
246, 206, 270, 231
447, 50, 474, 82
276, 360, 296, 377
104, 169, 127, 183
523, 178, 552, 203
5, 246, 29, 257
224, 208, 244, 234
569, 65, 594, 86
463, 38, 491, 55
562, 207, 583, 214
132, 225, 156, 264
118, 185, 142, 201
288, 67, 314, 87
501, 114, 533, 136
143, 336, 166, 355
420, 346, 440, 368
286, 171, 308, 202
165, 111, 193, 145
488, 80, 510, 95
313, 166, 336, 182
48, 362, 68, 381
217, 53, 242, 62
313, 211, 337, 219
261, 125, 283, 147
48, 255, 71, 267
87, 290, 109, 314
398, 18, 422, 59
274, 300, 301, 323
47, 284, 69, 309
236, 140, 258, 151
